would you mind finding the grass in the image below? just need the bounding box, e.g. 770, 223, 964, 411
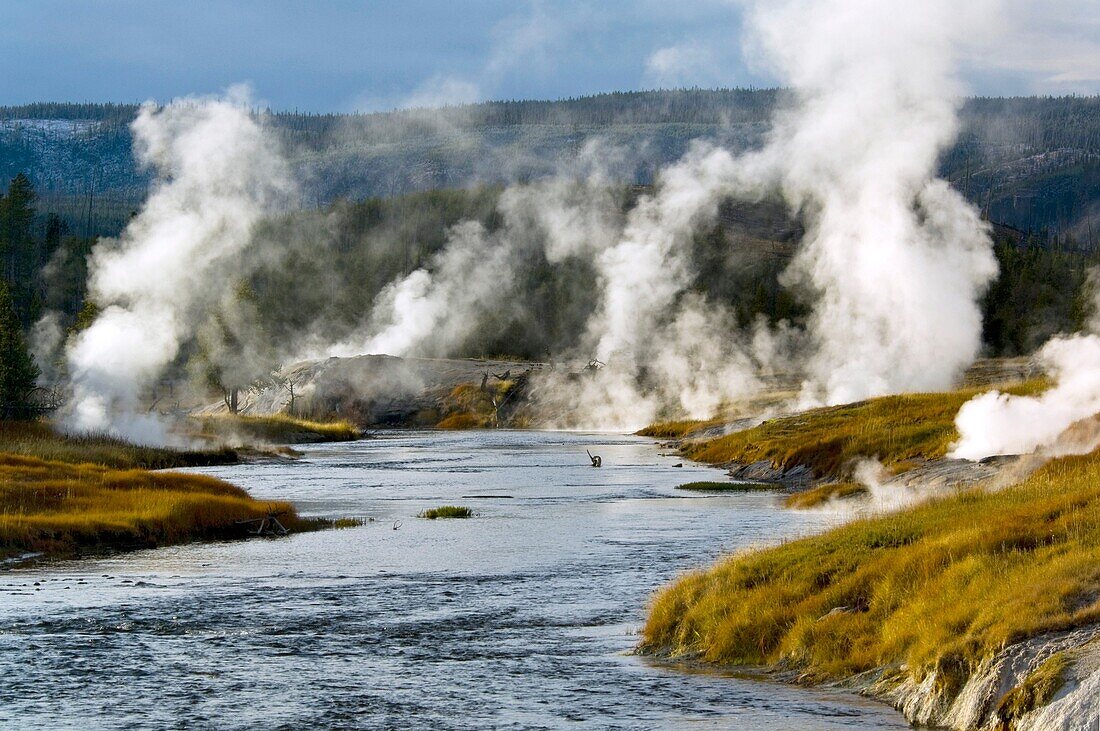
435, 381, 516, 430
784, 482, 869, 509
437, 412, 490, 430
0, 420, 323, 561
638, 418, 725, 440
198, 414, 361, 444
0, 420, 237, 469
0, 452, 314, 560
642, 449, 1100, 685
418, 505, 473, 519
676, 481, 777, 492
677, 379, 1047, 481
994, 651, 1069, 725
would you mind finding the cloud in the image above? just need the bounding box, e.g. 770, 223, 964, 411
644, 43, 723, 88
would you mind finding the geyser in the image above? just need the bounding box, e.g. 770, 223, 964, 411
61, 87, 294, 443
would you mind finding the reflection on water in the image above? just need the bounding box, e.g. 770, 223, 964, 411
0, 431, 907, 729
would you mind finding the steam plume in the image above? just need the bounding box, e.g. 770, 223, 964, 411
63, 88, 293, 442
744, 0, 999, 405
952, 333, 1100, 461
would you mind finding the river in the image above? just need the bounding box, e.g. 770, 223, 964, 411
0, 430, 909, 729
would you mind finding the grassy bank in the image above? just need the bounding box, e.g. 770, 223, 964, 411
642, 449, 1100, 685
197, 414, 361, 444
0, 420, 314, 561
655, 380, 1045, 481
0, 420, 238, 469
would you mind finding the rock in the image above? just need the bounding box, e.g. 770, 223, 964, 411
866, 626, 1100, 730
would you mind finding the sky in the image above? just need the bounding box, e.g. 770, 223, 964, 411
0, 0, 1098, 112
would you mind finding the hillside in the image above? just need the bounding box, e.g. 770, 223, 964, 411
2, 90, 1097, 240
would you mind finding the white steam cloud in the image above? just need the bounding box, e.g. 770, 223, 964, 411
335, 0, 1003, 429
43, 0, 1026, 440
330, 219, 517, 358
743, 0, 999, 406
62, 88, 293, 443
952, 331, 1100, 461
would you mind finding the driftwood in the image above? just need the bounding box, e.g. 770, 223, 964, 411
587, 449, 603, 468
236, 510, 289, 536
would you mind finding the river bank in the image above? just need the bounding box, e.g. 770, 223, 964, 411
639, 381, 1100, 730
0, 418, 358, 564
0, 431, 910, 729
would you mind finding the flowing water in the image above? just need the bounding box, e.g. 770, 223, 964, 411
0, 431, 909, 729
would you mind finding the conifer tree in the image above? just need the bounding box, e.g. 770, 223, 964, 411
0, 280, 39, 417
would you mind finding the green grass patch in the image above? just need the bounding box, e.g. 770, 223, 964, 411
199, 414, 361, 444
994, 652, 1070, 725
676, 481, 777, 492
642, 449, 1100, 684
418, 505, 474, 519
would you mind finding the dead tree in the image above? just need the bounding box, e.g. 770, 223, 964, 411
223, 387, 240, 414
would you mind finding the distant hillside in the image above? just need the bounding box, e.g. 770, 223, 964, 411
1, 89, 1097, 240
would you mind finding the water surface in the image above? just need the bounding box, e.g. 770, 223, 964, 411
0, 431, 908, 729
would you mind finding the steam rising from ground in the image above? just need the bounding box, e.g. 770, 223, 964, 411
952, 330, 1100, 461
329, 220, 517, 358
61, 88, 294, 442
744, 0, 998, 406
340, 0, 999, 428
42, 1, 1017, 438
317, 0, 1001, 429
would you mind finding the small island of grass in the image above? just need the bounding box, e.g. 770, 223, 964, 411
418, 505, 473, 519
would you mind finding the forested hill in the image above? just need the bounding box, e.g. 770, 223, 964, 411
1, 89, 1098, 239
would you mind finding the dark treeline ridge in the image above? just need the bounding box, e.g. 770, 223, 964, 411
0, 89, 781, 128
0, 102, 137, 125
1, 89, 1097, 239
7, 175, 1094, 390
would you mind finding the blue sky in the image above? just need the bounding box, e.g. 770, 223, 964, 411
1, 1, 1097, 112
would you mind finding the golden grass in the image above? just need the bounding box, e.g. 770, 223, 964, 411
198, 414, 361, 444
679, 379, 1047, 481
784, 482, 868, 509
0, 452, 312, 560
0, 420, 237, 469
642, 450, 1100, 682
637, 418, 724, 439
437, 413, 490, 430
434, 382, 513, 430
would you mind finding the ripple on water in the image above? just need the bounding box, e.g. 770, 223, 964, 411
0, 431, 901, 729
